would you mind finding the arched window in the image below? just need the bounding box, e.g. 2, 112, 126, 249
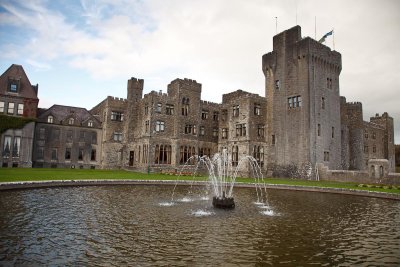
68, 118, 74, 125
379, 166, 384, 178
88, 120, 93, 127
47, 115, 53, 123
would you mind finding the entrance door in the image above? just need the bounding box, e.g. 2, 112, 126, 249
129, 151, 134, 166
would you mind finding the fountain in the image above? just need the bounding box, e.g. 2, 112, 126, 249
173, 149, 268, 209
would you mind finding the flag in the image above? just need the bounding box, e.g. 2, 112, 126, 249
318, 30, 333, 43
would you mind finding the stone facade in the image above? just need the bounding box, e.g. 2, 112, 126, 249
0, 64, 39, 168
0, 26, 396, 176
32, 105, 102, 169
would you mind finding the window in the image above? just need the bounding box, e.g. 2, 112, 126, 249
155, 121, 165, 132
201, 110, 208, 120
275, 80, 280, 89
48, 116, 54, 123
156, 103, 162, 113
53, 129, 60, 141
79, 131, 85, 141
154, 145, 172, 164
11, 136, 20, 157
51, 148, 58, 160
37, 147, 44, 159
65, 148, 71, 160
144, 105, 149, 115
213, 111, 219, 121
364, 130, 368, 139
145, 120, 149, 133
10, 83, 18, 92
91, 132, 97, 144
39, 128, 46, 139
17, 104, 23, 115
331, 127, 335, 138
91, 149, 96, 161
272, 134, 276, 145
257, 125, 265, 137
0, 102, 4, 113
185, 124, 196, 134
113, 132, 123, 141
322, 97, 325, 109
324, 151, 330, 161
232, 146, 239, 166
67, 130, 73, 142
7, 102, 14, 114
111, 111, 124, 121
235, 123, 246, 137
317, 124, 321, 136
288, 96, 302, 109
213, 128, 218, 137
3, 136, 11, 158
327, 78, 332, 89
254, 104, 261, 116
372, 132, 376, 139
199, 126, 205, 136
179, 146, 196, 164
166, 104, 174, 115
88, 120, 93, 127
253, 146, 264, 167
364, 146, 369, 153
221, 109, 227, 121
373, 145, 376, 153
199, 147, 211, 157
68, 118, 74, 125
232, 105, 240, 117
181, 98, 189, 116
222, 128, 228, 139
78, 148, 84, 161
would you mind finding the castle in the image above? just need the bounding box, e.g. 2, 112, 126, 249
0, 26, 395, 177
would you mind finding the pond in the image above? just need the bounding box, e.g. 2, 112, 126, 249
0, 185, 399, 266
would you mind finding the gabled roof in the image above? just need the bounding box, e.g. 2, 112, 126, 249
0, 64, 38, 99
37, 104, 101, 127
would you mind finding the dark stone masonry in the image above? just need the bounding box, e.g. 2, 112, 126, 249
0, 26, 396, 179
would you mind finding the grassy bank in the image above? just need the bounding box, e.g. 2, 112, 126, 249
0, 168, 399, 195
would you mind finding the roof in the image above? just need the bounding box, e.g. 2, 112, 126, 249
0, 64, 39, 99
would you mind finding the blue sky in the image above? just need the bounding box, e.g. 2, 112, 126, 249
1, 0, 400, 142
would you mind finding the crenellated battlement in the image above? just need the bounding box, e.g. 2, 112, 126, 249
200, 100, 220, 106
107, 96, 127, 102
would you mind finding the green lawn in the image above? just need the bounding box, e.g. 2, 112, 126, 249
0, 168, 399, 195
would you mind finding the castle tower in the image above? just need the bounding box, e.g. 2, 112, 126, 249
125, 77, 144, 142
341, 99, 364, 170
370, 112, 395, 171
262, 26, 342, 170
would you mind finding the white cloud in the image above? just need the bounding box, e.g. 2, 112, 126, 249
1, 0, 400, 142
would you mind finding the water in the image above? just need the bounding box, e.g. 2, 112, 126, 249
1, 185, 399, 266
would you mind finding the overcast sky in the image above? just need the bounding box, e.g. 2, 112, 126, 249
1, 0, 399, 142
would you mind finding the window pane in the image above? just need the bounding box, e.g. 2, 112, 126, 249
7, 102, 14, 114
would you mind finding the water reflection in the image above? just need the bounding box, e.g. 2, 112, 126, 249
0, 185, 399, 266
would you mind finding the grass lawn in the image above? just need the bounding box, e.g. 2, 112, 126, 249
0, 168, 399, 195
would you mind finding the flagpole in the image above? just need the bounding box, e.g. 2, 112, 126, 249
275, 17, 278, 34
314, 16, 316, 40
332, 28, 335, 50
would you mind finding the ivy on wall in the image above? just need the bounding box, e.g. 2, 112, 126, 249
0, 115, 36, 134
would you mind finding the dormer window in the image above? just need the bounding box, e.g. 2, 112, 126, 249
68, 118, 74, 125
88, 120, 93, 127
10, 84, 17, 92
48, 115, 54, 123
8, 78, 20, 93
